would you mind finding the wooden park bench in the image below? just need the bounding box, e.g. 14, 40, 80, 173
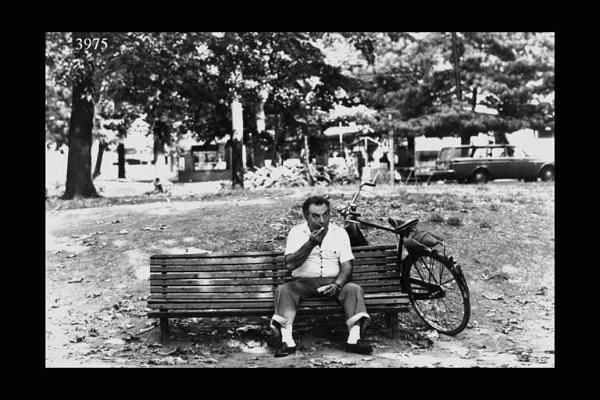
148, 244, 409, 342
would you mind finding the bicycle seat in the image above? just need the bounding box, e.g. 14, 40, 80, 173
388, 218, 418, 234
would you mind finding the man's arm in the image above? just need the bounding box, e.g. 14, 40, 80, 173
319, 260, 353, 296
333, 260, 353, 288
284, 239, 317, 271
284, 227, 327, 271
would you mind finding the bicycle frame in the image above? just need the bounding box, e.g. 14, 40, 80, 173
339, 178, 446, 298
346, 215, 445, 299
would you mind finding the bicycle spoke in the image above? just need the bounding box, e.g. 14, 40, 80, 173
441, 276, 457, 286
413, 261, 427, 283
409, 252, 470, 334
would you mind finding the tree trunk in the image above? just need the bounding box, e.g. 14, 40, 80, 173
246, 132, 254, 169
62, 69, 99, 199
271, 114, 282, 167
93, 140, 107, 179
254, 90, 268, 168
117, 141, 126, 179
389, 129, 395, 185
451, 32, 462, 102
494, 131, 509, 145
460, 133, 470, 145
231, 98, 244, 188
407, 136, 415, 167
471, 86, 478, 111
153, 124, 167, 181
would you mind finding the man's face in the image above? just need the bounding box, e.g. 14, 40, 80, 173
305, 203, 330, 232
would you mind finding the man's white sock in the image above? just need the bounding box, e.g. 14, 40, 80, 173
281, 326, 296, 347
347, 324, 360, 344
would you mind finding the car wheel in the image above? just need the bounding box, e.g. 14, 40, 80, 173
524, 177, 537, 182
539, 167, 555, 182
470, 170, 488, 184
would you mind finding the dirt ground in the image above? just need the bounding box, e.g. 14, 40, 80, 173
45, 179, 554, 368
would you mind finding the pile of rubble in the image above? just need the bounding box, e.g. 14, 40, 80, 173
244, 163, 358, 189
244, 164, 310, 189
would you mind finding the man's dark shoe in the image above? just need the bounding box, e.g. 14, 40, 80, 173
266, 321, 282, 348
359, 317, 369, 336
345, 339, 373, 355
274, 342, 297, 357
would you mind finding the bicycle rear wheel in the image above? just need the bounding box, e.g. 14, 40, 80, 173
403, 250, 470, 335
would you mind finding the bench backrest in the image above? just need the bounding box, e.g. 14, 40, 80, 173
148, 245, 404, 317
150, 245, 399, 294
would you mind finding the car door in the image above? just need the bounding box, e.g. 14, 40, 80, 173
488, 146, 512, 179
511, 148, 539, 179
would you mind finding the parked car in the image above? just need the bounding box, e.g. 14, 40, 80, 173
433, 144, 555, 183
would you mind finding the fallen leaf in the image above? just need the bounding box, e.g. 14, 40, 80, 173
118, 229, 129, 235
67, 277, 84, 283
467, 320, 480, 329
66, 254, 77, 259
482, 293, 504, 301
70, 335, 86, 343
137, 326, 155, 334
235, 325, 263, 335
425, 330, 439, 340
105, 338, 125, 346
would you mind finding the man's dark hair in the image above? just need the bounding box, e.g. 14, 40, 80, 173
302, 196, 330, 215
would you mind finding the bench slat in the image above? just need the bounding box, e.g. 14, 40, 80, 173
149, 275, 402, 286
149, 292, 407, 301
150, 263, 398, 274
151, 285, 276, 293
151, 256, 283, 266
148, 306, 409, 319
149, 297, 407, 310
149, 270, 399, 281
149, 245, 396, 261
150, 254, 396, 267
150, 284, 403, 295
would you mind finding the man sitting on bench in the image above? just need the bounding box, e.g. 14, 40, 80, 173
270, 196, 373, 357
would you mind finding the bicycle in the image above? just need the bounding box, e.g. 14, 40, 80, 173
335, 175, 471, 335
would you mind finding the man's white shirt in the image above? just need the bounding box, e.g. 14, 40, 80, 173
284, 222, 354, 278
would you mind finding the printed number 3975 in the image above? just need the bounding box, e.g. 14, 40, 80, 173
74, 37, 108, 51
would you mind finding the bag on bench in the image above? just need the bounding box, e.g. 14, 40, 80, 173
404, 229, 444, 253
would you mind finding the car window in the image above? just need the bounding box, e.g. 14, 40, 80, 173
490, 147, 506, 157
513, 148, 529, 158
472, 148, 487, 158
439, 148, 458, 161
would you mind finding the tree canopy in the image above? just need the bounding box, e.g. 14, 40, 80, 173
46, 31, 554, 197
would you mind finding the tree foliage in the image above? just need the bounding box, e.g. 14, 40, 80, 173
46, 31, 554, 196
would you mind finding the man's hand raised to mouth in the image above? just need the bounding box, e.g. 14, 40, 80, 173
309, 226, 328, 246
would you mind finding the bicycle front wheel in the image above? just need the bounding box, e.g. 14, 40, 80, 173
403, 250, 470, 335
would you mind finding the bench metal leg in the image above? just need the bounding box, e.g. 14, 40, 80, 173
385, 312, 398, 339
160, 317, 170, 343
